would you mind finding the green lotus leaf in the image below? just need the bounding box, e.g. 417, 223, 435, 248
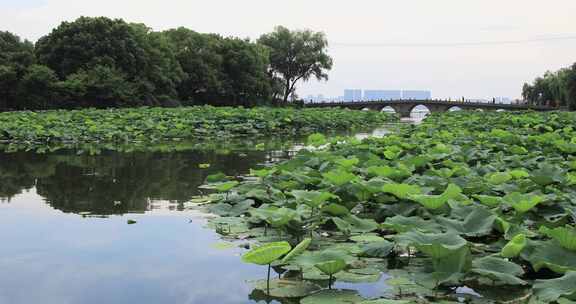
208, 199, 254, 217
522, 240, 576, 273
501, 234, 527, 258
509, 169, 530, 179
250, 206, 298, 227
540, 225, 576, 251
503, 192, 545, 213
408, 183, 462, 210
292, 249, 354, 268
334, 270, 381, 283
435, 206, 496, 237
250, 168, 276, 178
396, 231, 468, 259
323, 170, 358, 186
534, 272, 576, 302
381, 183, 422, 200
486, 172, 513, 185
359, 240, 395, 258
530, 163, 565, 186
473, 194, 502, 207
359, 299, 413, 304
242, 241, 292, 265
349, 234, 385, 243
322, 203, 350, 216
366, 165, 411, 181
205, 172, 229, 183
300, 289, 364, 304
291, 190, 339, 208
281, 238, 312, 264
471, 256, 526, 285
215, 181, 239, 192
336, 157, 360, 169
381, 215, 443, 233
307, 133, 327, 147
253, 279, 321, 298
315, 258, 347, 275
332, 215, 378, 234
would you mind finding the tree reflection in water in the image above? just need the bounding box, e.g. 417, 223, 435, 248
0, 148, 273, 214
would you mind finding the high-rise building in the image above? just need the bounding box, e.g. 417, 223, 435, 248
363, 90, 402, 100
402, 90, 431, 100
344, 89, 362, 102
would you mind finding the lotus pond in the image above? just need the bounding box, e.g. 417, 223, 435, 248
0, 120, 395, 304
200, 111, 576, 303
0, 106, 394, 153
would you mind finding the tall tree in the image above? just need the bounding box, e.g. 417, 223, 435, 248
258, 26, 333, 104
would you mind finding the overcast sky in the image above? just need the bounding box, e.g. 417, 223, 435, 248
1, 0, 575, 99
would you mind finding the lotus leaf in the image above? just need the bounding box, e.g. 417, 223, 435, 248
501, 234, 527, 258
503, 192, 545, 213
534, 272, 576, 302
242, 241, 292, 265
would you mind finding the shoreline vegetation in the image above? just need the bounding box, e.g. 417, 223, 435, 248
200, 111, 576, 303
1, 17, 332, 111
0, 106, 396, 153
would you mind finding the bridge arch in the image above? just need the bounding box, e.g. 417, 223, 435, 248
496, 109, 506, 112
448, 106, 462, 112
362, 107, 372, 111
409, 104, 431, 119
381, 106, 396, 114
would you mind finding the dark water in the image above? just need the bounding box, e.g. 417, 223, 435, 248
0, 129, 393, 304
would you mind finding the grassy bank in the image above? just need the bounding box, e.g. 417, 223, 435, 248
202, 111, 576, 303
0, 106, 395, 152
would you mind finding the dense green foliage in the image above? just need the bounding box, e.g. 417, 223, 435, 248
522, 63, 576, 110
203, 111, 576, 303
0, 106, 394, 152
0, 17, 331, 110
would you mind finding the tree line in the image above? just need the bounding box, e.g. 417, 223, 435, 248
522, 63, 576, 110
0, 17, 332, 110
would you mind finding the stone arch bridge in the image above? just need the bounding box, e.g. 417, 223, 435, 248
305, 100, 555, 118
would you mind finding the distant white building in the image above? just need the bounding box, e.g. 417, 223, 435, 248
402, 90, 432, 100
364, 90, 402, 100
344, 89, 363, 102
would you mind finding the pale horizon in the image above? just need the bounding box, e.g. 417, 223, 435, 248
2, 0, 575, 100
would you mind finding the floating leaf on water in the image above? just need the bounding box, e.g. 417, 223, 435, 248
198, 163, 210, 169
396, 231, 468, 259
253, 279, 320, 298
349, 234, 385, 243
300, 289, 364, 304
471, 256, 526, 285
359, 241, 395, 258
533, 272, 576, 302
127, 219, 137, 224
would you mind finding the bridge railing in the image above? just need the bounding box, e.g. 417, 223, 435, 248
304, 99, 555, 110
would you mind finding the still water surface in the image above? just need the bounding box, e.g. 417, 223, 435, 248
0, 128, 395, 304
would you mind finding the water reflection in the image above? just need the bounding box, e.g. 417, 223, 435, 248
0, 129, 398, 304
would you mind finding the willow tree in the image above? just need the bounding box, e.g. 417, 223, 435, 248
258, 26, 333, 104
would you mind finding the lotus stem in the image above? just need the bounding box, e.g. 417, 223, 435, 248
267, 264, 271, 295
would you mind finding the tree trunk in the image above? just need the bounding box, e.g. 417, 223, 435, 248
283, 79, 291, 105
